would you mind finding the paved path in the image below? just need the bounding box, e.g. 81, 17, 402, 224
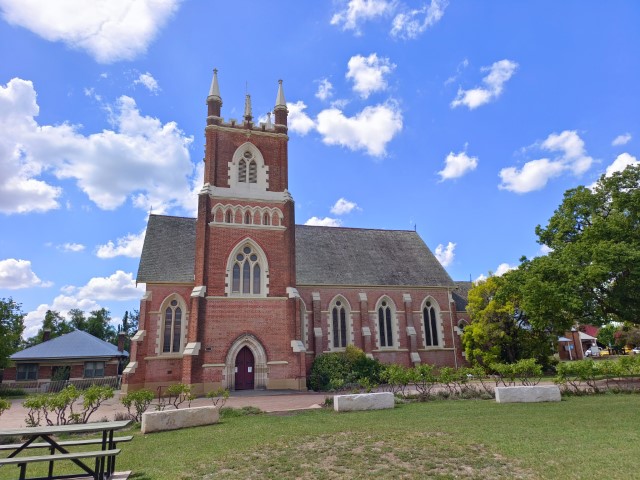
0, 390, 329, 429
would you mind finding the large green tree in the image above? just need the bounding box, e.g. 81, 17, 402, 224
534, 165, 640, 325
0, 298, 25, 368
86, 308, 116, 343
462, 274, 553, 367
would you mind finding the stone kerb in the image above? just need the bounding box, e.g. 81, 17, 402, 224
334, 392, 395, 412
141, 406, 220, 433
495, 385, 561, 403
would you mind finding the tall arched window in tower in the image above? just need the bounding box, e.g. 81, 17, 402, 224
231, 244, 263, 295
162, 298, 183, 353
248, 160, 257, 183
423, 300, 440, 347
332, 301, 348, 349
238, 159, 247, 183
378, 299, 394, 348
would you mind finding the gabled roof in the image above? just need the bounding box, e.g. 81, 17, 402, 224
295, 225, 455, 287
136, 215, 456, 288
11, 330, 128, 361
137, 214, 196, 284
452, 281, 473, 312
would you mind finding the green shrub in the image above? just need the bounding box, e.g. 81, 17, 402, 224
207, 388, 230, 408
308, 346, 383, 391
121, 388, 155, 422
0, 398, 10, 417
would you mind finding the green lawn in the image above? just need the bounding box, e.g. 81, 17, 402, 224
2, 394, 639, 479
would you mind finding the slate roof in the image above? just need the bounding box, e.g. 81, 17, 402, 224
136, 216, 455, 288
137, 214, 196, 284
295, 225, 455, 287
452, 281, 473, 312
11, 330, 128, 361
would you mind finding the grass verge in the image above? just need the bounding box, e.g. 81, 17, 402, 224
2, 394, 639, 479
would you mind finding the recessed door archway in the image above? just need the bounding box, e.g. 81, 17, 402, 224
224, 333, 268, 390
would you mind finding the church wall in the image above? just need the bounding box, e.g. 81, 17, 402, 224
297, 286, 461, 370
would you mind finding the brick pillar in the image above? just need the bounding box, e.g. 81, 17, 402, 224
312, 292, 323, 356
359, 293, 372, 356
403, 294, 419, 364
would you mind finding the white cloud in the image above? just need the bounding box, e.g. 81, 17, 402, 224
287, 101, 315, 135
96, 230, 145, 258
346, 53, 396, 99
316, 102, 403, 157
612, 133, 632, 146
0, 258, 52, 289
330, 0, 394, 34
330, 198, 360, 215
0, 0, 180, 63
499, 131, 593, 193
22, 270, 143, 337
73, 270, 143, 300
438, 149, 478, 180
0, 78, 196, 215
59, 243, 85, 253
603, 152, 638, 178
390, 0, 448, 39
315, 78, 334, 101
538, 245, 553, 256
304, 216, 342, 227
434, 242, 455, 267
134, 72, 160, 94
451, 59, 518, 110
475, 262, 517, 282
444, 58, 469, 86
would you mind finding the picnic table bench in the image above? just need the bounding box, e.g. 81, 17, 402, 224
0, 420, 132, 480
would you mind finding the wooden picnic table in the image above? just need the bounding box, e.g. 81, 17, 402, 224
0, 420, 132, 480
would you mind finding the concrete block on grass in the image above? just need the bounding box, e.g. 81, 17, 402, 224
334, 392, 394, 412
495, 385, 561, 403
141, 406, 219, 433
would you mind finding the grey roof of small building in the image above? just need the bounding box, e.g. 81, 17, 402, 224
137, 214, 196, 284
136, 216, 455, 287
452, 281, 473, 312
295, 225, 455, 287
11, 330, 128, 361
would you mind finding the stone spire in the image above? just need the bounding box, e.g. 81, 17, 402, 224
206, 68, 222, 121
244, 94, 252, 123
274, 80, 288, 131
275, 79, 286, 109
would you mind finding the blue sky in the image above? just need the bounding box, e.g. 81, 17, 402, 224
1, 0, 638, 338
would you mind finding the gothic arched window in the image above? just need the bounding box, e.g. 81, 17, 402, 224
423, 300, 440, 347
238, 159, 247, 183
332, 300, 348, 349
245, 211, 252, 224
378, 300, 394, 348
162, 299, 183, 353
248, 160, 257, 183
263, 213, 270, 225
231, 244, 262, 295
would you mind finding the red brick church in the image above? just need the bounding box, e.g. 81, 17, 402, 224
123, 71, 470, 393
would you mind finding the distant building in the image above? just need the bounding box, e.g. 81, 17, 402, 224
123, 71, 470, 394
3, 330, 128, 387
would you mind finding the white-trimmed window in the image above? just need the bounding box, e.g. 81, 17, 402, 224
230, 243, 265, 296
423, 299, 440, 347
84, 361, 105, 378
236, 150, 259, 184
330, 298, 350, 349
162, 298, 184, 353
17, 363, 38, 381
377, 298, 396, 348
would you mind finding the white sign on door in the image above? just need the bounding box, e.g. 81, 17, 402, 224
248, 367, 253, 373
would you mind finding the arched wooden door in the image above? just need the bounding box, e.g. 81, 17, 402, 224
234, 346, 255, 390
